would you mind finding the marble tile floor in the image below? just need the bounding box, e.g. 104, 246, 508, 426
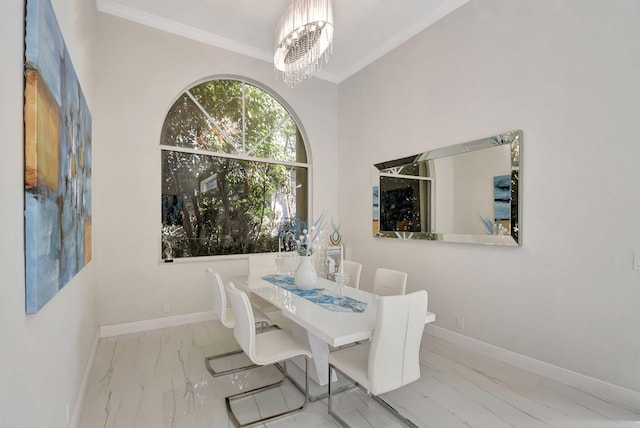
78, 320, 640, 428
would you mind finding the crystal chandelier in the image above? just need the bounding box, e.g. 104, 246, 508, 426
274, 0, 333, 87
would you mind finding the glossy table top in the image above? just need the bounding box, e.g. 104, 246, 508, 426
236, 274, 435, 347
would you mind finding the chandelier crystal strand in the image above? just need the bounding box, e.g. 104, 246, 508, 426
274, 0, 333, 87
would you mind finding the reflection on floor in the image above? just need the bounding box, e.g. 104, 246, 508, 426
78, 320, 640, 427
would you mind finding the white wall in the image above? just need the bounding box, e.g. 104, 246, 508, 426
0, 0, 99, 426
339, 0, 640, 393
91, 13, 339, 325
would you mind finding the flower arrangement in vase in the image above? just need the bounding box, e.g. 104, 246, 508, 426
277, 214, 325, 289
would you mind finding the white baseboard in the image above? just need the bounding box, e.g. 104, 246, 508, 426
70, 328, 100, 428
425, 324, 640, 411
99, 311, 216, 338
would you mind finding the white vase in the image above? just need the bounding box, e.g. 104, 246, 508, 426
294, 255, 318, 290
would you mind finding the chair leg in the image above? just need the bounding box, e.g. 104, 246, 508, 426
225, 358, 309, 428
327, 363, 419, 428
204, 350, 259, 378
205, 321, 271, 378
327, 364, 353, 428
370, 395, 419, 428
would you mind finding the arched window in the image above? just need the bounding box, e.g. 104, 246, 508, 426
160, 78, 309, 259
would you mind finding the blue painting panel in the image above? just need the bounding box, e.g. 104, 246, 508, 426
494, 201, 510, 221
493, 175, 511, 221
493, 175, 511, 201
24, 0, 92, 313
24, 194, 59, 311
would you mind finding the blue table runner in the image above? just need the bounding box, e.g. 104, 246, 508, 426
261, 275, 367, 313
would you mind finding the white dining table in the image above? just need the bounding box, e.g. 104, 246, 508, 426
234, 274, 436, 387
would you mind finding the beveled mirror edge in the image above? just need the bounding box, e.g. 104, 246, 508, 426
372, 130, 522, 247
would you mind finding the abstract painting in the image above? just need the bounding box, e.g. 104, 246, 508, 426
24, 0, 92, 313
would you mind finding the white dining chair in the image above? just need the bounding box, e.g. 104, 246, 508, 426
328, 290, 428, 427
204, 269, 272, 378
340, 260, 363, 289
372, 267, 408, 296
247, 253, 286, 314
225, 283, 313, 427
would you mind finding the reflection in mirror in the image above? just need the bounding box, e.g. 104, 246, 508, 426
372, 130, 521, 246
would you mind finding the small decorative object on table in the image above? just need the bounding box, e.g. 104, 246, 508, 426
334, 272, 349, 305
329, 217, 342, 246
325, 245, 343, 281
275, 253, 286, 277
278, 214, 325, 290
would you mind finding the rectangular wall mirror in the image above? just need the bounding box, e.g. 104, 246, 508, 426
372, 130, 521, 246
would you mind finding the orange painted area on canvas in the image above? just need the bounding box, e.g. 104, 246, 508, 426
84, 218, 92, 265
24, 69, 60, 191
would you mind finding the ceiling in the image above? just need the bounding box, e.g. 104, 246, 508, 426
96, 0, 469, 84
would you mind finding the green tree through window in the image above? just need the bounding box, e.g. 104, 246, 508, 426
160, 78, 309, 259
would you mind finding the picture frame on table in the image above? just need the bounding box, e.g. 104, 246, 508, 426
326, 245, 343, 281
